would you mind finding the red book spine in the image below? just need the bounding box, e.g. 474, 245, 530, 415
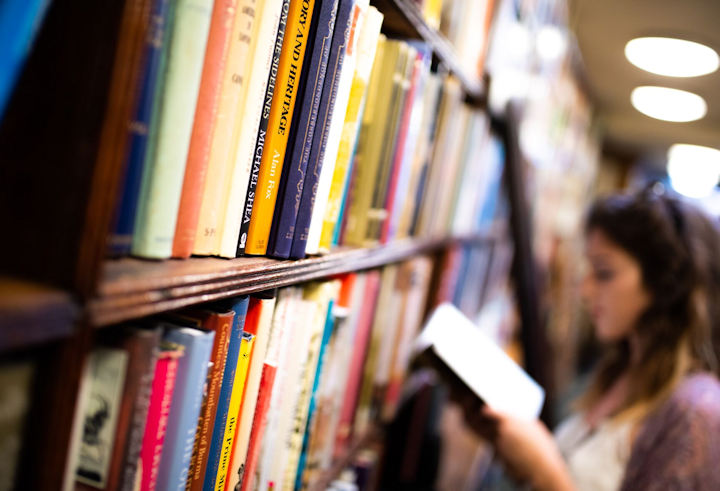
238, 363, 278, 491
380, 55, 422, 243
334, 271, 381, 455
172, 0, 239, 258
139, 350, 181, 491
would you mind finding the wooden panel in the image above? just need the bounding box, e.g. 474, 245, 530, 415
0, 278, 78, 352
90, 232, 503, 326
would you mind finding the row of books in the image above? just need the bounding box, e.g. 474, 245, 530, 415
108, 0, 500, 261
69, 256, 433, 491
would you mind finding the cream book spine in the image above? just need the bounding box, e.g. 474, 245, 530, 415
217, 0, 287, 257
192, 0, 265, 255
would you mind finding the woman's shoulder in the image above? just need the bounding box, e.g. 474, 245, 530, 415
619, 372, 720, 491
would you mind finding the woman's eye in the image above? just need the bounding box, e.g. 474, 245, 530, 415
594, 269, 614, 282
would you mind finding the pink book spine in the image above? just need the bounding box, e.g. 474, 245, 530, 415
139, 352, 180, 491
172, 0, 238, 258
238, 363, 278, 491
334, 271, 381, 456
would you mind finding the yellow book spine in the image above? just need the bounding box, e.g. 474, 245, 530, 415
215, 333, 255, 491
245, 0, 317, 254
318, 14, 384, 252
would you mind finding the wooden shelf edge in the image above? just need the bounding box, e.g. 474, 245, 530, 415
90, 231, 503, 326
0, 278, 79, 352
308, 424, 383, 491
377, 0, 485, 99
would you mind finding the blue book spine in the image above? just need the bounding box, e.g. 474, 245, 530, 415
290, 0, 356, 259
203, 296, 250, 490
267, 0, 340, 259
109, 0, 174, 255
294, 298, 335, 490
0, 0, 50, 119
236, 0, 291, 256
156, 326, 215, 491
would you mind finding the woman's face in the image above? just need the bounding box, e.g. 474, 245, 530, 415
582, 228, 651, 342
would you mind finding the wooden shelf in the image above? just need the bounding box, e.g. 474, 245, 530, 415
89, 231, 502, 327
309, 424, 383, 491
371, 0, 484, 99
0, 278, 78, 352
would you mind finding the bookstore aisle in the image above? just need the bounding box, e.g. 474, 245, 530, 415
0, 0, 603, 489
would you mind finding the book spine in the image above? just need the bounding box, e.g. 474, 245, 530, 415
109, 0, 173, 255
288, 0, 356, 259
304, 0, 369, 256
317, 7, 383, 253
186, 311, 238, 491
342, 40, 398, 246
213, 333, 255, 491
293, 295, 337, 489
76, 349, 129, 489
131, 0, 214, 259
364, 45, 412, 244
199, 298, 250, 491
235, 0, 290, 255
380, 49, 428, 243
156, 328, 215, 491
139, 351, 180, 491
244, 0, 318, 255
172, 0, 239, 258
239, 288, 297, 491
334, 270, 379, 453
267, 0, 339, 258
119, 331, 161, 491
225, 296, 277, 491
193, 0, 262, 256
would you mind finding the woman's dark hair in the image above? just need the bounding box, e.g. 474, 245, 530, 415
582, 187, 720, 410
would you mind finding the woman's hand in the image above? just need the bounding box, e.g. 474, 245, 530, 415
463, 403, 574, 491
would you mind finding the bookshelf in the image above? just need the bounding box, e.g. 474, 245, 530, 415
93, 229, 503, 326
371, 0, 485, 99
0, 0, 513, 490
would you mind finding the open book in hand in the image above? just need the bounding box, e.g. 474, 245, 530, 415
414, 303, 545, 421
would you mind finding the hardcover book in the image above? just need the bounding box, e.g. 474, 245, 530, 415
192, 0, 263, 256
317, 8, 384, 252
225, 293, 278, 491
267, 0, 340, 258
139, 345, 183, 491
76, 348, 129, 489
288, 0, 360, 259
131, 0, 214, 259
172, 0, 243, 258
229, 0, 289, 257
303, 0, 370, 256
198, 297, 249, 491
245, 0, 319, 255
155, 327, 215, 490
109, 0, 173, 255
181, 307, 238, 491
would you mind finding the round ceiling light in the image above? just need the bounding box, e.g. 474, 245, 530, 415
667, 144, 720, 198
625, 37, 719, 77
630, 86, 707, 122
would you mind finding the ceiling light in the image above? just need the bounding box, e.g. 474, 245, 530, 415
536, 25, 567, 62
630, 86, 707, 122
667, 144, 720, 198
625, 37, 719, 77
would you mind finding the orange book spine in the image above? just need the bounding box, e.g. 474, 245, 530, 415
172, 0, 239, 258
245, 0, 317, 255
